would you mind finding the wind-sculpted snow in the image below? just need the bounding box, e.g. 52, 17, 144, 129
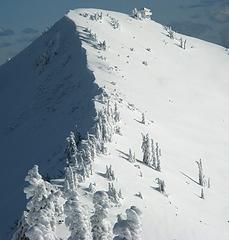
0, 16, 101, 239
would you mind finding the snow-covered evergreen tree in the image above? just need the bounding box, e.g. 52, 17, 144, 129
13, 165, 62, 240
113, 206, 142, 240
105, 165, 115, 181
155, 142, 161, 172
91, 191, 112, 240
114, 103, 120, 123
64, 190, 92, 240
141, 113, 145, 124
128, 149, 135, 163
141, 134, 151, 166
108, 183, 121, 204
151, 139, 156, 168
196, 159, 205, 186
155, 178, 165, 194
65, 131, 78, 167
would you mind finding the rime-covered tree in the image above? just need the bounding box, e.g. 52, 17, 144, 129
128, 149, 135, 163
65, 131, 78, 167
196, 159, 205, 186
114, 103, 120, 123
141, 113, 145, 124
108, 183, 121, 204
151, 139, 156, 168
64, 190, 92, 240
200, 188, 205, 199
105, 165, 115, 181
141, 134, 151, 166
13, 165, 62, 240
155, 142, 161, 172
113, 206, 142, 240
155, 178, 165, 194
91, 191, 112, 240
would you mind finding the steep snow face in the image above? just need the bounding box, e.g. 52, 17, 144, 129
0, 16, 101, 239
65, 9, 229, 240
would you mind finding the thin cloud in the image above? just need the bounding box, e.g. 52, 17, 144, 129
0, 27, 14, 36
0, 41, 11, 48
22, 27, 39, 34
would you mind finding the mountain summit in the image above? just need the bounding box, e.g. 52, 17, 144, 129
1, 8, 229, 240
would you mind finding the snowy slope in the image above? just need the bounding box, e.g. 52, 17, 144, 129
1, 8, 229, 240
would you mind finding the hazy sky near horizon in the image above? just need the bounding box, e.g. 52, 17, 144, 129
0, 0, 229, 65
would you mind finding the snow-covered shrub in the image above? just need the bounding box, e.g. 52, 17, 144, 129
91, 191, 112, 240
98, 40, 107, 50
131, 7, 152, 20
90, 12, 103, 21
155, 178, 166, 194
110, 17, 120, 29
113, 206, 142, 240
64, 190, 92, 240
142, 61, 148, 66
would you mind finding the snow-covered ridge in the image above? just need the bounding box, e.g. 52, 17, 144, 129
1, 8, 229, 240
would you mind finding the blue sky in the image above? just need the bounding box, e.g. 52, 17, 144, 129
0, 0, 229, 65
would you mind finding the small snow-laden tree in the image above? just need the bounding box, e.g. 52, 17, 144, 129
105, 165, 115, 181
155, 142, 161, 172
151, 139, 156, 168
113, 206, 142, 240
65, 131, 78, 167
155, 178, 165, 194
128, 149, 134, 163
100, 110, 113, 143
86, 133, 97, 161
94, 122, 102, 153
91, 191, 112, 240
75, 151, 89, 182
64, 190, 92, 240
64, 166, 78, 194
108, 183, 121, 205
89, 182, 96, 193
141, 113, 145, 124
196, 159, 205, 186
200, 188, 205, 199
74, 125, 82, 146
141, 134, 151, 166
13, 165, 62, 240
114, 102, 120, 123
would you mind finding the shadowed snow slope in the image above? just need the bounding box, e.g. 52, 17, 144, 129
1, 8, 229, 240
0, 16, 101, 239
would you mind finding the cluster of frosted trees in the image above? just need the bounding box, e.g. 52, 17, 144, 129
131, 7, 152, 20
163, 25, 187, 49
64, 101, 120, 182
12, 100, 125, 240
141, 134, 161, 171
12, 165, 63, 240
13, 162, 141, 240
